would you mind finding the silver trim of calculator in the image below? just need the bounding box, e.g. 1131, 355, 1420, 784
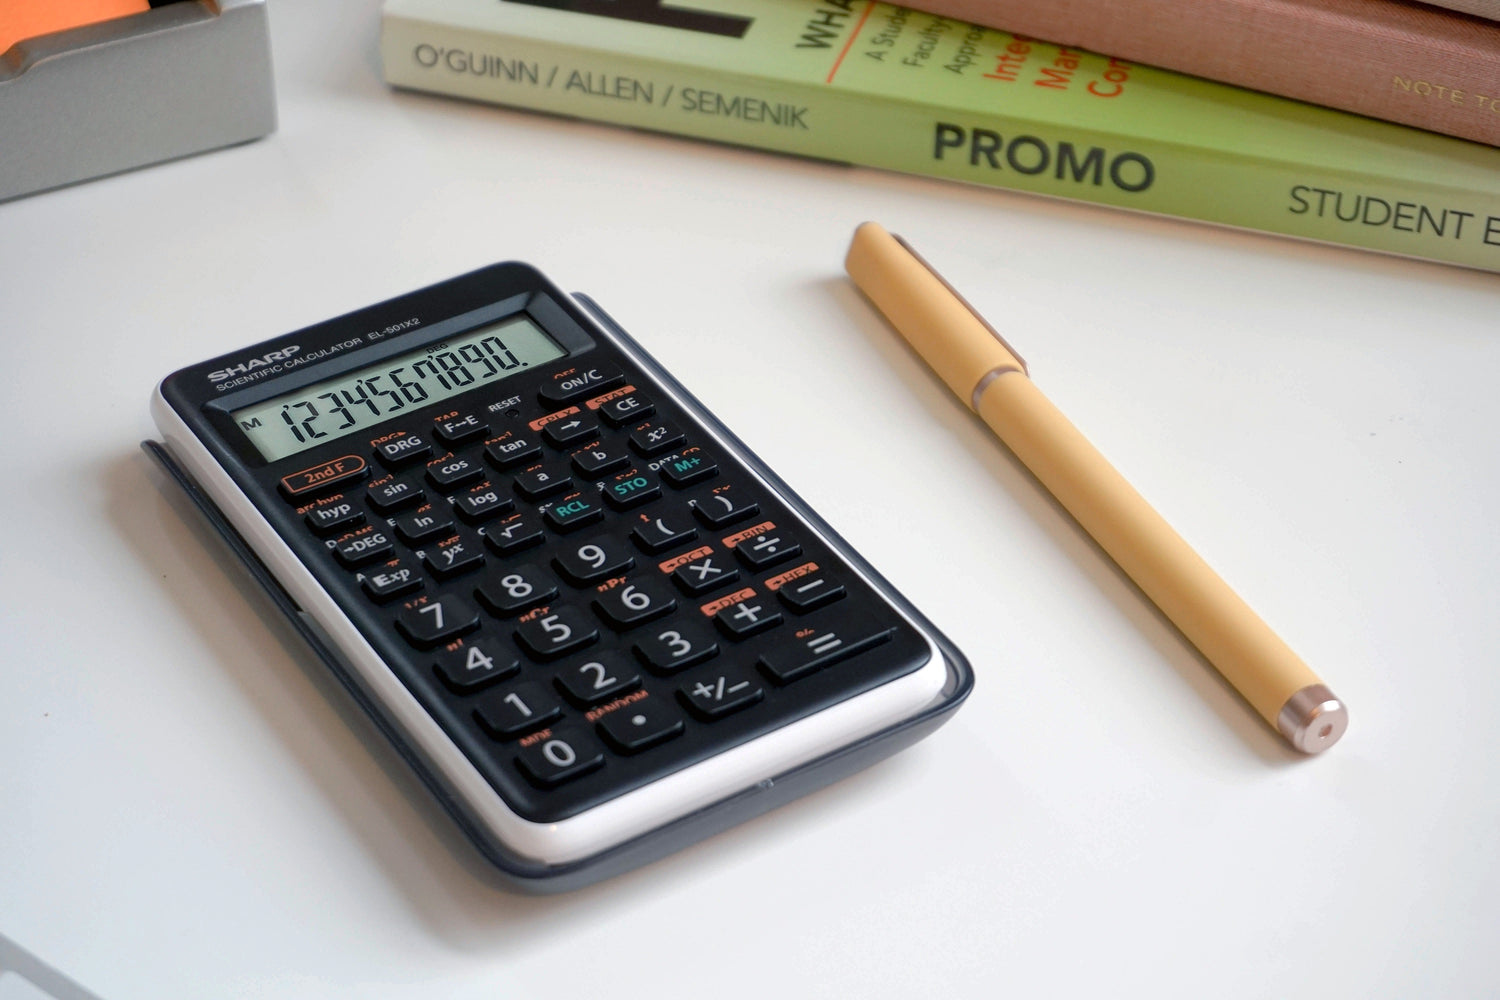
151, 325, 947, 868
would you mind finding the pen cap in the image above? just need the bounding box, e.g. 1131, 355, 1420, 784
845, 222, 1025, 407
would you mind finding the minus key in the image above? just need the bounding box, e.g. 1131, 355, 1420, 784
774, 574, 846, 613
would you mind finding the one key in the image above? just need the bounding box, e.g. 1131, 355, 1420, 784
679, 667, 764, 720
691, 489, 760, 529
475, 563, 557, 616
485, 433, 542, 470
542, 415, 596, 448
628, 420, 685, 458
514, 726, 604, 788
775, 574, 846, 614
475, 682, 562, 739
602, 470, 662, 511
433, 638, 519, 694
305, 497, 364, 536
633, 623, 718, 674
597, 389, 651, 425
758, 620, 895, 684
483, 513, 545, 555
426, 454, 485, 493
735, 532, 802, 571
394, 506, 454, 546
552, 651, 641, 707
422, 532, 485, 580
515, 607, 599, 661
543, 494, 604, 533
366, 476, 424, 514
396, 594, 480, 649
670, 552, 738, 595
598, 392, 654, 427
630, 515, 696, 554
279, 455, 367, 501
714, 599, 783, 640
514, 466, 573, 501
433, 412, 488, 447
553, 536, 634, 585
660, 450, 717, 488
361, 558, 422, 603
334, 526, 394, 568
538, 365, 624, 407
375, 433, 432, 469
596, 698, 683, 754
571, 442, 630, 479
593, 578, 676, 629
453, 483, 513, 524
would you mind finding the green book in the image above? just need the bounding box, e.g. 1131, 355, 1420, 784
381, 0, 1500, 272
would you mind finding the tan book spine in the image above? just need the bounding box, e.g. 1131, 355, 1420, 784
902, 0, 1500, 146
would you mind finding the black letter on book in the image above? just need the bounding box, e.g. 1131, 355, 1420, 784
502, 0, 752, 38
970, 128, 1002, 168
1108, 152, 1154, 193
1056, 143, 1103, 186
934, 123, 966, 161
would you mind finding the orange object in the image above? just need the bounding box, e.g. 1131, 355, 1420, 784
1, 0, 150, 52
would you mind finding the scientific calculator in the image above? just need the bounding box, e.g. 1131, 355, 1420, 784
149, 263, 971, 890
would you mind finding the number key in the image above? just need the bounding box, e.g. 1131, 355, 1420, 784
515, 607, 599, 661
553, 537, 634, 585
593, 578, 676, 629
514, 726, 604, 788
552, 651, 641, 707
475, 682, 561, 739
434, 638, 519, 693
396, 594, 480, 648
633, 623, 717, 674
475, 563, 557, 616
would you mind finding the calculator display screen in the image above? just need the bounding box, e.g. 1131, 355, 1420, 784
229, 317, 566, 462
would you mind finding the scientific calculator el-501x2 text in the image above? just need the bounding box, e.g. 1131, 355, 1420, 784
149, 263, 972, 890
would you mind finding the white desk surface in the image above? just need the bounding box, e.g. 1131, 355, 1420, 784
4, 2, 1499, 997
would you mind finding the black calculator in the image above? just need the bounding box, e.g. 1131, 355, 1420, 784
149, 263, 971, 890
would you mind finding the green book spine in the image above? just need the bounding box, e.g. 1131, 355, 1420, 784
381, 0, 1500, 272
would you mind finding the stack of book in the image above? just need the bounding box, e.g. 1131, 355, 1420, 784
380, 0, 1500, 272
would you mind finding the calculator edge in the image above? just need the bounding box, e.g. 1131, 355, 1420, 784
145, 266, 974, 886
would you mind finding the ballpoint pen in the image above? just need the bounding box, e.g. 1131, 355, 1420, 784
845, 221, 1347, 753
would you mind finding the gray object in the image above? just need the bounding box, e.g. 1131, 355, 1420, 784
0, 0, 276, 202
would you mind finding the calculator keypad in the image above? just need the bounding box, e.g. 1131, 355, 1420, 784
267, 349, 930, 823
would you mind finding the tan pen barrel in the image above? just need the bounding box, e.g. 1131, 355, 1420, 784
846, 221, 1346, 753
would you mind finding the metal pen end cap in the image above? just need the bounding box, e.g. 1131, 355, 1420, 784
1276, 684, 1348, 754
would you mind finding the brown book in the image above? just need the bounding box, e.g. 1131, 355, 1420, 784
899, 0, 1500, 146
1425, 0, 1500, 21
